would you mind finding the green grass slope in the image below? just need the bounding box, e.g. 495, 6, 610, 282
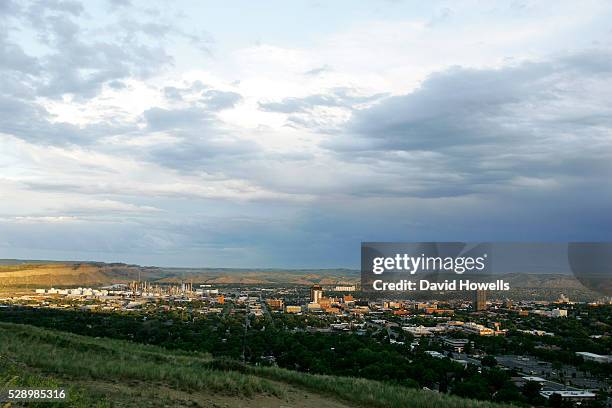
0, 322, 512, 408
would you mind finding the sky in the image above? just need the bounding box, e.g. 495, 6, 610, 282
0, 0, 611, 268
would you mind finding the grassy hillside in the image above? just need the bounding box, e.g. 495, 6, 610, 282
0, 263, 164, 288
0, 322, 511, 408
0, 260, 359, 288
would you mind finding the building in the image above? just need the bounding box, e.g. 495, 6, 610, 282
425, 351, 445, 359
266, 298, 284, 310
318, 297, 332, 310
201, 289, 219, 297
402, 325, 446, 337
307, 302, 322, 311
333, 285, 356, 292
310, 284, 323, 304
443, 338, 470, 352
285, 305, 302, 314
540, 391, 596, 402
473, 290, 487, 311
551, 308, 568, 318
462, 322, 494, 336
576, 352, 611, 364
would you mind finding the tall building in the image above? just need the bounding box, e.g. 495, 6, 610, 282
310, 284, 323, 304
473, 290, 487, 311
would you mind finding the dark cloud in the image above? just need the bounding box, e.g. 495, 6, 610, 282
321, 49, 612, 199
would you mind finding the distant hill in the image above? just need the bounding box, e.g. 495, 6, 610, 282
0, 259, 588, 290
0, 260, 359, 287
501, 272, 586, 289
0, 262, 164, 287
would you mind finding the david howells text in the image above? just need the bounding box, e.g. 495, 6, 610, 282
372, 279, 510, 291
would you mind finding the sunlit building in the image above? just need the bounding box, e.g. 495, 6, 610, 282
310, 284, 323, 304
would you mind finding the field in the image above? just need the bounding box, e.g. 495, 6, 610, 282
0, 322, 512, 408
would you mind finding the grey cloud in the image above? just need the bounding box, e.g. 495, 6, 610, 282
37, 35, 172, 98
303, 65, 332, 76
29, 0, 84, 18
259, 87, 388, 114
115, 17, 213, 54
0, 95, 85, 145
339, 56, 611, 152
107, 80, 126, 90
141, 102, 258, 171
148, 136, 259, 171
0, 0, 20, 16
140, 22, 172, 37
144, 107, 213, 131
0, 93, 137, 145
201, 90, 242, 111
163, 81, 208, 101
0, 28, 40, 74
163, 86, 184, 101
284, 114, 343, 134
558, 49, 612, 75
322, 49, 612, 199
24, 0, 83, 30
0, 1, 219, 147
107, 0, 131, 9
9, 2, 174, 100
161, 83, 241, 111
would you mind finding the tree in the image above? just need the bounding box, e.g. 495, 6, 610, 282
452, 376, 490, 401
549, 392, 563, 408
522, 381, 544, 405
494, 384, 523, 404
481, 355, 497, 368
